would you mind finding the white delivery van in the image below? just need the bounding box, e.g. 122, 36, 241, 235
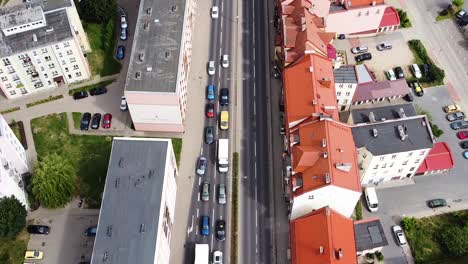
364, 187, 379, 212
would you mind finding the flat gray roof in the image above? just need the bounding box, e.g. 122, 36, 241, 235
0, 8, 73, 57
352, 115, 434, 156
0, 6, 43, 29
334, 65, 357, 84
351, 103, 417, 124
91, 138, 169, 264
125, 0, 186, 93
354, 219, 388, 251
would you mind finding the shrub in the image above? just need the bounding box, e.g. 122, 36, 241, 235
402, 217, 418, 231
453, 0, 464, 8
438, 225, 468, 257
397, 9, 412, 28
375, 251, 384, 261
366, 252, 374, 259
408, 40, 430, 64
431, 124, 444, 138
354, 202, 363, 220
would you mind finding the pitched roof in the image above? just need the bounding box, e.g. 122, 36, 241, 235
283, 54, 338, 125
291, 119, 361, 194
344, 0, 385, 9
379, 6, 400, 27
290, 207, 357, 264
352, 79, 410, 103
416, 142, 455, 174
354, 218, 388, 252
334, 65, 357, 84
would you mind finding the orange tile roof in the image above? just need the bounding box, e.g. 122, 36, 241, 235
283, 53, 338, 125
290, 207, 357, 264
344, 0, 385, 9
291, 119, 361, 194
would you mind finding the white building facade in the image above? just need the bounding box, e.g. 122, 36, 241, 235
0, 115, 29, 209
333, 65, 358, 111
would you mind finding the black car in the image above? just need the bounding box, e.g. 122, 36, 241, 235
80, 112, 91, 131
460, 141, 468, 149
91, 113, 101, 129
215, 220, 226, 241
73, 91, 88, 100
421, 64, 430, 76
427, 198, 447, 208
205, 126, 214, 144
394, 67, 405, 79
355, 53, 372, 62
220, 88, 229, 106
27, 225, 50, 235
89, 87, 107, 96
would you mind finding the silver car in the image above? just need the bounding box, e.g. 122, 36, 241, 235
351, 46, 368, 54
201, 182, 210, 202
218, 184, 226, 204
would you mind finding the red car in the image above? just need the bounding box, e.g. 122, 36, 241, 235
102, 113, 112, 129
206, 103, 215, 118
458, 130, 468, 139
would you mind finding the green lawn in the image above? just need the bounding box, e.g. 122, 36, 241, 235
72, 112, 82, 129
0, 230, 29, 264
84, 22, 121, 76
32, 113, 112, 208
172, 138, 182, 166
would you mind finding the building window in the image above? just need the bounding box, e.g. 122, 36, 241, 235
420, 150, 425, 156
66, 50, 73, 55
410, 167, 415, 171
373, 164, 379, 169
362, 153, 367, 159
398, 168, 403, 173
379, 156, 385, 161
415, 159, 420, 164
70, 57, 76, 63
75, 72, 82, 77
408, 152, 413, 157
402, 160, 408, 165
392, 154, 397, 160
381, 163, 387, 168
337, 91, 342, 96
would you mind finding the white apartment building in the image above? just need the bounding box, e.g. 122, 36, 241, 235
124, 0, 196, 132
333, 65, 358, 111
91, 137, 178, 264
0, 115, 29, 209
0, 0, 91, 99
351, 104, 435, 185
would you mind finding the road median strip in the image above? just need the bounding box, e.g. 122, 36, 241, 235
0, 106, 20, 114
231, 152, 239, 264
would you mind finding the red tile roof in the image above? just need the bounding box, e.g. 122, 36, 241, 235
344, 0, 385, 9
283, 54, 338, 125
379, 7, 400, 27
416, 142, 455, 174
291, 119, 361, 194
290, 207, 357, 264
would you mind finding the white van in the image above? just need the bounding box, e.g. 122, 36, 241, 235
364, 187, 379, 212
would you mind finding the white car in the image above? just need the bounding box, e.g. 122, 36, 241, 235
392, 225, 407, 246
120, 96, 128, 111
120, 16, 127, 29
376, 42, 392, 51
386, 69, 396, 81
213, 251, 223, 264
411, 64, 422, 79
208, 61, 215, 75
221, 54, 229, 68
211, 6, 219, 19
351, 46, 368, 54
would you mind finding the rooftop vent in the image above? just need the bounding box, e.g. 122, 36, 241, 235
171, 5, 178, 12
135, 71, 142, 79
146, 7, 152, 14
399, 108, 406, 118
115, 178, 120, 188
140, 224, 146, 233
372, 0, 377, 5
369, 112, 376, 122
106, 225, 113, 237
422, 121, 427, 126
335, 163, 352, 172
372, 128, 378, 137
165, 51, 172, 59
309, 66, 314, 72
148, 169, 154, 178
154, 18, 160, 23
325, 173, 331, 184
32, 34, 37, 42
144, 22, 150, 30
323, 105, 336, 110
325, 206, 330, 215
135, 177, 143, 187
398, 125, 408, 141
146, 66, 153, 72
103, 252, 109, 262
45, 27, 54, 33
319, 246, 324, 254
118, 158, 125, 167
139, 53, 145, 62
312, 99, 317, 105
336, 248, 343, 259
322, 139, 327, 147
322, 152, 328, 159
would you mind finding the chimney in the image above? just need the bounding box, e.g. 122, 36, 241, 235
318, 78, 332, 88
399, 108, 406, 118
325, 173, 331, 183
322, 152, 328, 158
398, 125, 407, 141
32, 34, 37, 42
336, 248, 343, 259
369, 112, 376, 122
319, 246, 324, 254
322, 138, 327, 147
309, 66, 314, 72
372, 128, 378, 137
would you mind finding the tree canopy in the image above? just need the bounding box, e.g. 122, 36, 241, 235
76, 0, 117, 23
0, 196, 27, 239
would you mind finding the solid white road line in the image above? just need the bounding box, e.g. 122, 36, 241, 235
197, 208, 199, 218
253, 66, 256, 78
220, 30, 223, 42
211, 235, 214, 249
198, 176, 201, 186
213, 184, 216, 203
198, 192, 200, 202
221, 0, 224, 13
254, 144, 257, 157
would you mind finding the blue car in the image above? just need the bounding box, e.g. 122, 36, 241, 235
116, 45, 125, 60
201, 216, 210, 236
207, 85, 215, 100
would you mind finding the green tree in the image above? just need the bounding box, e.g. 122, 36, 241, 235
32, 154, 77, 208
76, 0, 117, 23
102, 20, 115, 51
438, 225, 468, 257
0, 196, 27, 239
397, 9, 412, 28
453, 0, 464, 8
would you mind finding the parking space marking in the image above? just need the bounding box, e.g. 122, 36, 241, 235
446, 81, 461, 101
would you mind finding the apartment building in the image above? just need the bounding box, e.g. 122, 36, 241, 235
124, 0, 196, 132
0, 115, 29, 209
91, 137, 178, 264
290, 207, 357, 264
333, 65, 358, 111
350, 104, 435, 185
0, 0, 91, 99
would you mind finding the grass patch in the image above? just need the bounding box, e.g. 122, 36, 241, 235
72, 112, 82, 129
68, 80, 115, 95
230, 152, 239, 264
26, 95, 64, 108
0, 107, 20, 115
436, 5, 460, 21
31, 113, 112, 208
0, 230, 29, 264
84, 22, 121, 76
354, 202, 363, 220
171, 138, 182, 166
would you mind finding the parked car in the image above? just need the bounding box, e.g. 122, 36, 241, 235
221, 54, 229, 68
213, 251, 223, 264
392, 225, 407, 246
457, 130, 468, 139
207, 84, 215, 100
84, 226, 97, 236
451, 120, 468, 130
208, 61, 215, 75
216, 220, 226, 241
355, 52, 372, 62
91, 113, 101, 129
27, 225, 50, 235
376, 42, 392, 51
80, 112, 91, 131
116, 45, 125, 60
427, 198, 447, 208
218, 184, 227, 204
24, 250, 43, 260
394, 66, 405, 79
102, 113, 112, 129
120, 96, 128, 111
90, 86, 107, 96
412, 82, 424, 97
73, 90, 88, 100
220, 88, 229, 106
351, 46, 368, 54
463, 151, 468, 159
196, 156, 207, 176
201, 182, 210, 202
206, 103, 215, 118
211, 6, 219, 18
411, 64, 422, 79
444, 104, 461, 113
205, 126, 214, 144
120, 28, 127, 41
120, 16, 128, 29
457, 9, 467, 19
460, 141, 468, 149
421, 63, 430, 76
386, 69, 396, 81
446, 112, 465, 122
201, 216, 210, 236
